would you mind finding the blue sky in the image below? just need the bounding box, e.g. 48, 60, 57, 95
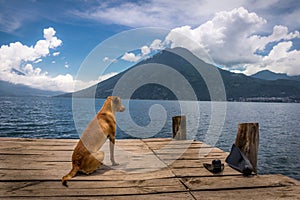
0, 0, 300, 92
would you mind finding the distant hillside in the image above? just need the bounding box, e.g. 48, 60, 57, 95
251, 70, 300, 82
59, 47, 300, 102
0, 80, 62, 97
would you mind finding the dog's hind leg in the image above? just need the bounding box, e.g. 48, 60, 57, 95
81, 151, 104, 174
91, 151, 104, 163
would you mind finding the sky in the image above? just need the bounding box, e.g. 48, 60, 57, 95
0, 0, 300, 92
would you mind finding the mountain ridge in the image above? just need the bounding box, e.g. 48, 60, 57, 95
59, 47, 300, 102
0, 80, 62, 97
251, 70, 300, 81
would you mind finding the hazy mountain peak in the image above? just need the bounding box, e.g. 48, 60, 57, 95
251, 70, 300, 81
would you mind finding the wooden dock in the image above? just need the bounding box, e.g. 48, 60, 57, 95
0, 137, 299, 199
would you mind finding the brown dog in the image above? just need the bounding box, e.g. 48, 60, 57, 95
62, 96, 125, 186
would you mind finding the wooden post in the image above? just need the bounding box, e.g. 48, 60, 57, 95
235, 123, 259, 173
172, 116, 186, 140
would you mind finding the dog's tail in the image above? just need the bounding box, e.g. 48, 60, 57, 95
62, 165, 79, 187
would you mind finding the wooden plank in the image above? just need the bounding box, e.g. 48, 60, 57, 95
0, 139, 141, 151
1, 137, 300, 200
170, 157, 229, 168
181, 174, 299, 191
154, 152, 228, 161
171, 165, 241, 177
1, 178, 181, 189
141, 138, 172, 142
0, 139, 77, 148
0, 167, 175, 181
0, 138, 76, 143
0, 161, 70, 170
143, 139, 208, 150
152, 147, 215, 154
0, 153, 72, 162
192, 186, 300, 200
0, 178, 187, 197
0, 192, 194, 200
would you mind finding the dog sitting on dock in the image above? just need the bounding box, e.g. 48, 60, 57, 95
62, 96, 125, 186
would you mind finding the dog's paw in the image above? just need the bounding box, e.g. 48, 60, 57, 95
112, 162, 119, 166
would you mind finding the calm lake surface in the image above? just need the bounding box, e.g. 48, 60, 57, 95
0, 96, 299, 180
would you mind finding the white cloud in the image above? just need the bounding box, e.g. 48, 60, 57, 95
71, 1, 235, 28
43, 27, 56, 40
150, 39, 164, 50
250, 25, 300, 52
75, 0, 259, 28
70, 2, 300, 76
166, 7, 266, 65
0, 69, 76, 92
23, 64, 42, 76
0, 27, 62, 73
164, 7, 300, 75
0, 25, 120, 93
43, 27, 62, 48
103, 57, 110, 62
102, 56, 117, 63
72, 0, 300, 30
141, 46, 151, 56
244, 41, 300, 76
121, 52, 141, 62
0, 27, 79, 92
53, 52, 60, 56
33, 58, 42, 64
121, 42, 164, 63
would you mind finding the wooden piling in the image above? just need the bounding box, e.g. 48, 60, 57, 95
172, 116, 186, 140
235, 123, 259, 173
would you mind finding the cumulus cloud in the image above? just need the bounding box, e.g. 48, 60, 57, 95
121, 40, 165, 63
150, 39, 164, 50
165, 7, 300, 75
0, 27, 112, 92
0, 27, 62, 71
141, 46, 151, 56
0, 27, 78, 92
244, 41, 300, 76
121, 52, 142, 62
166, 7, 266, 65
251, 25, 300, 52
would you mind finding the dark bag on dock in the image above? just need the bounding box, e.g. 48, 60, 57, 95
225, 144, 253, 175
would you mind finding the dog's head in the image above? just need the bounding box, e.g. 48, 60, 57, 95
110, 96, 125, 112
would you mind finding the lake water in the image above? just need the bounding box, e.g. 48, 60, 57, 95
0, 96, 299, 180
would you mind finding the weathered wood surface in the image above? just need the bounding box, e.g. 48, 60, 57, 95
235, 122, 259, 173
0, 138, 299, 199
172, 116, 186, 140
